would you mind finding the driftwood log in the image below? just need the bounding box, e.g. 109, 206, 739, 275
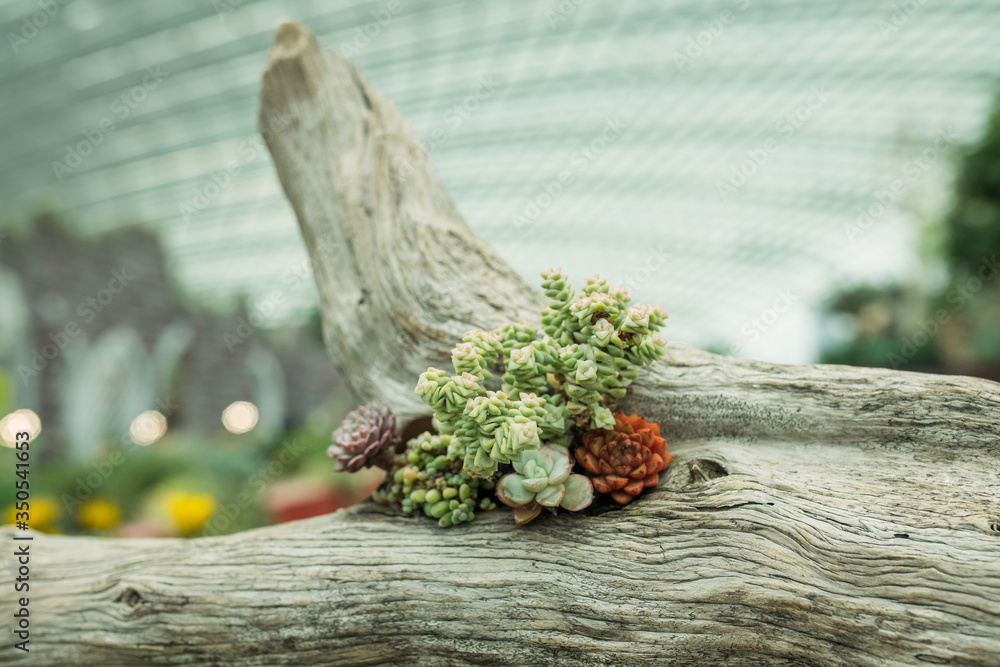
3, 21, 999, 666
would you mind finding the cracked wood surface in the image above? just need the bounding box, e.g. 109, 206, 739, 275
2, 20, 998, 667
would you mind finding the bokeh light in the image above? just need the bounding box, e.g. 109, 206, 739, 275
129, 410, 167, 446
0, 409, 42, 448
221, 401, 258, 434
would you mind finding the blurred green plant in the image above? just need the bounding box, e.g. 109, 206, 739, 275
0, 400, 375, 536
821, 91, 1000, 377
0, 369, 11, 415
944, 90, 1000, 280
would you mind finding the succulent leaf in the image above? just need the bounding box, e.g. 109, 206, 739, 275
512, 502, 542, 526
522, 477, 550, 494
535, 484, 565, 507
561, 474, 595, 511
497, 474, 536, 506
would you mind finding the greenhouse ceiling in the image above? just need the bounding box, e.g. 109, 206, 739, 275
1, 0, 998, 362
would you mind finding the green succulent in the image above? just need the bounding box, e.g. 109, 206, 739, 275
415, 268, 667, 478
495, 444, 594, 525
382, 431, 496, 527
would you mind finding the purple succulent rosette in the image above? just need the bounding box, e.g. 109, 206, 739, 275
328, 401, 402, 472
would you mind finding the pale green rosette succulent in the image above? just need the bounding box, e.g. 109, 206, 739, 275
495, 444, 594, 525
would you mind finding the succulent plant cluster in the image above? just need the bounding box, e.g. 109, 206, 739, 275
384, 432, 497, 527
416, 269, 667, 478
578, 413, 671, 505
328, 269, 672, 528
329, 408, 497, 527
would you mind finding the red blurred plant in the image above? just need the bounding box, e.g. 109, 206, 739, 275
576, 412, 671, 505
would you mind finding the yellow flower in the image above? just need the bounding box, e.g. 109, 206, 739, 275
165, 492, 215, 536
3, 496, 60, 533
77, 499, 122, 531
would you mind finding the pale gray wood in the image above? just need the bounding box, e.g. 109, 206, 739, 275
3, 21, 998, 667
258, 20, 545, 424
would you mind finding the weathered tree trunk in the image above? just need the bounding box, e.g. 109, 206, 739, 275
3, 21, 999, 667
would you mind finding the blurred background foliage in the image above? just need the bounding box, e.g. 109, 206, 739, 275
820, 91, 1000, 380
1, 391, 383, 537
1, 0, 998, 537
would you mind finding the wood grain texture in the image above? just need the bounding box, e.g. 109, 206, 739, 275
2, 21, 998, 666
3, 437, 998, 666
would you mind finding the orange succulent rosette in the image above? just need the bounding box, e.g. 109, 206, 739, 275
575, 412, 672, 505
